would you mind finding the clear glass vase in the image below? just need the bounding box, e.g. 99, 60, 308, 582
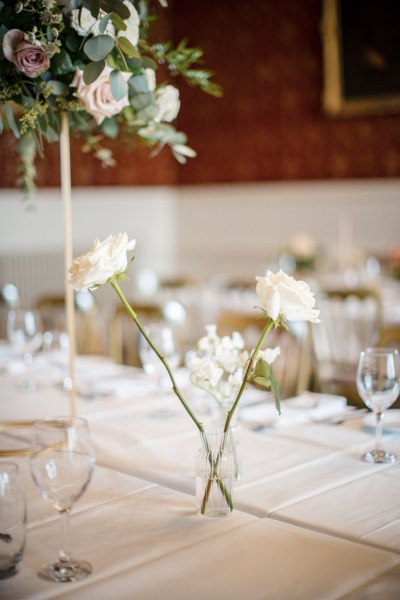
195, 429, 234, 518
211, 399, 242, 481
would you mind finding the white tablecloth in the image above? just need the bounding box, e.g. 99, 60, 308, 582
1, 353, 400, 599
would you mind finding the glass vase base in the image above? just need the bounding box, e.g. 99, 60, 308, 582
362, 449, 397, 464
38, 558, 92, 583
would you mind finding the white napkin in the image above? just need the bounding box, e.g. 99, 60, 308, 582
240, 392, 348, 429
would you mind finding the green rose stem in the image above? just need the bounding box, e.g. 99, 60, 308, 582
224, 318, 276, 434
200, 318, 277, 514
110, 278, 203, 432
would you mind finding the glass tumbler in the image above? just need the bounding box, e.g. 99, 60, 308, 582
0, 462, 26, 579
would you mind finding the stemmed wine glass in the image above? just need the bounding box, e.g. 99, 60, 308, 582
356, 347, 400, 463
139, 322, 180, 418
29, 417, 95, 582
7, 309, 43, 391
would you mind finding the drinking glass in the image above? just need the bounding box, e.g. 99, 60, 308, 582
29, 417, 95, 582
356, 347, 400, 463
7, 309, 43, 391
139, 322, 180, 418
0, 462, 26, 579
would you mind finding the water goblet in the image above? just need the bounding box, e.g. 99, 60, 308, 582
7, 309, 43, 391
356, 347, 400, 463
139, 322, 180, 418
29, 417, 95, 582
0, 462, 26, 579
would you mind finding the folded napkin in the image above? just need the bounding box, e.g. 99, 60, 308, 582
239, 392, 348, 429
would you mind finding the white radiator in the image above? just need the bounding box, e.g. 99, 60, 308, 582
0, 251, 65, 309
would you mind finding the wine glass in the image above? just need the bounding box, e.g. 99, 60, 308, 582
356, 347, 400, 463
7, 309, 43, 391
138, 322, 180, 418
29, 417, 95, 582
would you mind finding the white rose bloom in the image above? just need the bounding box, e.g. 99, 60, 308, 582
187, 357, 223, 388
68, 233, 136, 291
71, 66, 130, 124
70, 7, 115, 37
155, 85, 180, 122
256, 270, 320, 323
118, 1, 140, 46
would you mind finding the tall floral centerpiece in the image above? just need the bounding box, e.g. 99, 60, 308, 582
0, 0, 220, 415
0, 0, 221, 196
68, 233, 320, 516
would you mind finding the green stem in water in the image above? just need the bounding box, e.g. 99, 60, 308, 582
110, 278, 204, 433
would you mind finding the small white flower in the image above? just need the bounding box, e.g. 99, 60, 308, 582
154, 85, 180, 122
256, 346, 281, 365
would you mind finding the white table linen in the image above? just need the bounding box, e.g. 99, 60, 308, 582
1, 352, 400, 599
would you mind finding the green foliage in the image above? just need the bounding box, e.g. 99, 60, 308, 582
0, 0, 222, 198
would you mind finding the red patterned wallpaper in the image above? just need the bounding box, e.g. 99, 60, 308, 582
1, 0, 400, 188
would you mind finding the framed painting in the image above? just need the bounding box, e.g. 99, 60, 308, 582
322, 0, 400, 116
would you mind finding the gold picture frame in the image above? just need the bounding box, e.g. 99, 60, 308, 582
322, 0, 400, 117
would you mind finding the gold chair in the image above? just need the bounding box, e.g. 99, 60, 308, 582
310, 287, 383, 406
109, 300, 188, 368
35, 292, 106, 355
216, 311, 312, 399
108, 302, 164, 366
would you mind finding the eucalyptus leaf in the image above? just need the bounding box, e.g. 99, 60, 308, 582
126, 57, 143, 71
83, 60, 105, 84
84, 35, 115, 62
117, 36, 140, 58
44, 126, 59, 143
110, 12, 127, 32
5, 104, 19, 138
101, 117, 119, 138
100, 0, 130, 20
128, 74, 149, 94
37, 114, 48, 135
141, 57, 158, 70
129, 92, 154, 110
109, 69, 128, 101
98, 14, 111, 34
82, 0, 100, 18
136, 104, 159, 122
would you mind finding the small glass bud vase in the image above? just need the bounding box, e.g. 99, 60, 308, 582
195, 428, 234, 518
211, 399, 242, 481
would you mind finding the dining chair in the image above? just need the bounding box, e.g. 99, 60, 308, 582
109, 300, 187, 367
216, 310, 312, 399
310, 287, 383, 406
35, 292, 106, 355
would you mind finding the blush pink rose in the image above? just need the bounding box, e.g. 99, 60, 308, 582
71, 67, 131, 125
3, 29, 50, 78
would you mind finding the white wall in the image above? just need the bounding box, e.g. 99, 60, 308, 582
0, 179, 399, 307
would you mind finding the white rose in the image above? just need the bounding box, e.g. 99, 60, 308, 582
70, 7, 115, 37
68, 233, 136, 291
71, 66, 130, 124
187, 356, 223, 388
256, 270, 320, 323
118, 1, 140, 46
155, 85, 180, 122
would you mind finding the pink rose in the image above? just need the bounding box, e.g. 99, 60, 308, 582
3, 29, 50, 78
71, 66, 130, 124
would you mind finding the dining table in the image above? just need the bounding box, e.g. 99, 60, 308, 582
1, 344, 400, 600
